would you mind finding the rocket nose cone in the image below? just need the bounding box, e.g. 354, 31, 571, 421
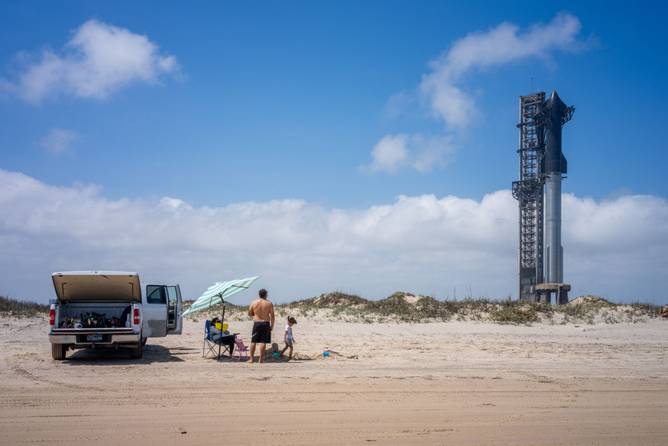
547, 90, 566, 109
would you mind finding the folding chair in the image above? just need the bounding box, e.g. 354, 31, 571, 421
202, 320, 234, 360
234, 336, 250, 361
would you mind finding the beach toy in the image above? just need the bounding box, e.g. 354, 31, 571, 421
323, 351, 330, 358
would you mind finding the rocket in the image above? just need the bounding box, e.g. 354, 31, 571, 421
542, 91, 574, 284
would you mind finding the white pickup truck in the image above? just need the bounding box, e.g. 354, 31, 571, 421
48, 271, 183, 360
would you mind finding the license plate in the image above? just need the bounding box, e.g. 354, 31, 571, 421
87, 334, 103, 342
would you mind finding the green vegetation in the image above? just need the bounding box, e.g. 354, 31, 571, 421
270, 292, 662, 325
489, 300, 540, 325
286, 292, 368, 309
0, 296, 49, 317
9, 290, 657, 326
629, 302, 663, 317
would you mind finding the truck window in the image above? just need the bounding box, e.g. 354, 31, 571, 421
166, 286, 178, 328
146, 285, 166, 304
166, 286, 178, 307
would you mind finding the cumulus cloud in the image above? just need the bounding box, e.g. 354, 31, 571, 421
368, 135, 408, 173
3, 19, 178, 103
0, 169, 666, 304
38, 128, 78, 155
420, 13, 583, 130
367, 134, 453, 173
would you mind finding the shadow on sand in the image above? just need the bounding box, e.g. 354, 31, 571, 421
202, 341, 297, 363
64, 343, 195, 365
211, 354, 301, 364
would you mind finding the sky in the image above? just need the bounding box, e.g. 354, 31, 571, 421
0, 1, 667, 304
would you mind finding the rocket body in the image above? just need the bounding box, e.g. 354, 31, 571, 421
545, 174, 562, 282
542, 91, 571, 284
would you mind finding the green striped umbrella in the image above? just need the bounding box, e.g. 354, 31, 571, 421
182, 276, 260, 316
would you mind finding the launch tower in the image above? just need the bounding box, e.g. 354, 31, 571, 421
512, 91, 574, 304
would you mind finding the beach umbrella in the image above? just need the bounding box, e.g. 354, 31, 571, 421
182, 276, 260, 317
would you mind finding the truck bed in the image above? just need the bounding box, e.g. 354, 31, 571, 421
55, 301, 132, 329
51, 327, 135, 334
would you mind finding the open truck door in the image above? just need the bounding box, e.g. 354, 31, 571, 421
143, 284, 183, 338
165, 285, 182, 335
143, 285, 168, 338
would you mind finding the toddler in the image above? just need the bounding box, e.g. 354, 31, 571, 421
280, 316, 297, 359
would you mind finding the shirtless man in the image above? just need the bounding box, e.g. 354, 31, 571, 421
248, 288, 275, 363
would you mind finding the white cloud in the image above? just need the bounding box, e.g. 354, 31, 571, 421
420, 13, 583, 130
38, 128, 78, 155
410, 134, 454, 172
4, 19, 178, 103
367, 134, 453, 173
0, 169, 666, 304
368, 135, 408, 173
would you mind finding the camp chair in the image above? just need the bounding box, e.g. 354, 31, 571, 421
234, 336, 250, 361
202, 320, 234, 360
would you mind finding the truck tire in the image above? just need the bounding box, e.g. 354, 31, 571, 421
51, 344, 67, 360
131, 341, 143, 359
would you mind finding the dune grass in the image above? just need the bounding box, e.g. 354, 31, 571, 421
271, 292, 663, 325
6, 291, 663, 325
0, 296, 49, 318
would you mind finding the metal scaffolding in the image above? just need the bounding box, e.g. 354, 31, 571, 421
512, 91, 574, 304
512, 92, 545, 302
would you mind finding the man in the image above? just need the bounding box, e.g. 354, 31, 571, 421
248, 288, 275, 363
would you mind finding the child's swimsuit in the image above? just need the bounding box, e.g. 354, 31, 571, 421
285, 324, 294, 346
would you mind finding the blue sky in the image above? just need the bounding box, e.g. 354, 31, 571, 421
2, 1, 666, 206
0, 1, 667, 303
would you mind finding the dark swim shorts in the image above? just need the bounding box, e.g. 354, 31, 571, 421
251, 321, 271, 344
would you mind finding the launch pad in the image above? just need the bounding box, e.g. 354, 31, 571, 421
512, 91, 574, 304
535, 282, 571, 305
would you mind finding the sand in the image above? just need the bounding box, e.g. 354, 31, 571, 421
1, 316, 667, 445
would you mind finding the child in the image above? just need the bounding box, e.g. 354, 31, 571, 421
280, 316, 297, 360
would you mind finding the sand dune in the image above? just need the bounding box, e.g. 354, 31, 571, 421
1, 316, 667, 445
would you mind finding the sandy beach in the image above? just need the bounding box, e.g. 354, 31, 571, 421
2, 2, 668, 445
0, 316, 666, 445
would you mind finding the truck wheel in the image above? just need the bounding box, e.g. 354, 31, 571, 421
51, 344, 67, 360
131, 341, 143, 359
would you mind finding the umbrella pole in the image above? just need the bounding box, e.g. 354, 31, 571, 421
221, 300, 226, 357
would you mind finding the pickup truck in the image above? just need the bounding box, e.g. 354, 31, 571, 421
48, 271, 183, 360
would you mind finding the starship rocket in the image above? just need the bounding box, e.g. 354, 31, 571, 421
542, 91, 573, 284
